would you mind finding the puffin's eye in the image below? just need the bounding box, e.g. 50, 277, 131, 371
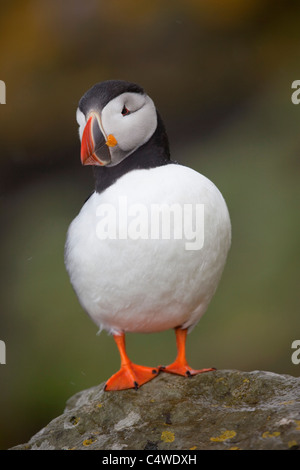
121, 105, 130, 116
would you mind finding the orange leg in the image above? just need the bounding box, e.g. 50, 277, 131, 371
159, 327, 216, 377
104, 333, 159, 391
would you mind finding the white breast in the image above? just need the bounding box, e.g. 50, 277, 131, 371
65, 164, 231, 335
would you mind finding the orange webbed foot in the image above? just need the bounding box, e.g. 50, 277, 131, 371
159, 327, 216, 378
104, 333, 159, 391
159, 362, 216, 377
104, 362, 159, 391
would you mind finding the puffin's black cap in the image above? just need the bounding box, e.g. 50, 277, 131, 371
78, 80, 145, 115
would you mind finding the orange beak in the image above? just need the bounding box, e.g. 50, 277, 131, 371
80, 113, 117, 166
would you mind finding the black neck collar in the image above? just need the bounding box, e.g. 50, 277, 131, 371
92, 112, 175, 194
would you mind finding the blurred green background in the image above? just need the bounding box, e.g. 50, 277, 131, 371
0, 0, 300, 449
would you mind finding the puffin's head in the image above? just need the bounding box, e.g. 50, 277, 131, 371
76, 80, 158, 167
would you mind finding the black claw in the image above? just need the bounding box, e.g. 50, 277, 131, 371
186, 370, 192, 377
160, 366, 166, 370
134, 381, 139, 390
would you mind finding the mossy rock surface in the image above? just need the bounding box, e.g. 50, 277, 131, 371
12, 370, 300, 450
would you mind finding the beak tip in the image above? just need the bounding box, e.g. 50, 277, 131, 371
81, 152, 104, 166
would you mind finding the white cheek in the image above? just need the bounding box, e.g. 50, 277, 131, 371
76, 108, 86, 141
102, 96, 157, 152
78, 124, 85, 140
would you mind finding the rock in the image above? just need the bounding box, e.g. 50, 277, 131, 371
12, 370, 300, 450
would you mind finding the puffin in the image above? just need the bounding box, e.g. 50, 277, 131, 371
64, 80, 231, 391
